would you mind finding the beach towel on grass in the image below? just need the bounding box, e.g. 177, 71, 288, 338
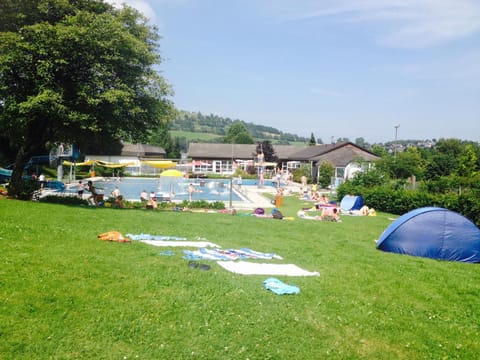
183, 248, 283, 261
263, 277, 300, 295
217, 261, 320, 276
140, 240, 220, 248
127, 233, 188, 241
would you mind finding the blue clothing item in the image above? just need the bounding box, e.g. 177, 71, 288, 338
158, 250, 175, 256
263, 277, 300, 295
182, 252, 203, 261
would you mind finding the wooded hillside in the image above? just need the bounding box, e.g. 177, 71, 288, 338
170, 110, 308, 144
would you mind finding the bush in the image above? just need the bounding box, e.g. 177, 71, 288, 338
39, 195, 89, 206
180, 199, 226, 210
7, 178, 39, 200
292, 164, 311, 184
337, 182, 480, 226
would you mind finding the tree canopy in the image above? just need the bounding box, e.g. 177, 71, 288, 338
255, 141, 277, 163
223, 121, 254, 144
0, 0, 173, 197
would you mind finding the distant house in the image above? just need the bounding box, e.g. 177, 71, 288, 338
288, 142, 380, 185
187, 142, 380, 185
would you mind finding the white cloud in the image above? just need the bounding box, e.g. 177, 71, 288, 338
275, 0, 480, 48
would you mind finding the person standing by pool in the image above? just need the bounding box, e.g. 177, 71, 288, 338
258, 172, 264, 188
77, 180, 84, 198
140, 189, 148, 202
188, 183, 195, 202
87, 180, 98, 206
38, 173, 46, 188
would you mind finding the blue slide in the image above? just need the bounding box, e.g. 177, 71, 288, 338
0, 167, 13, 181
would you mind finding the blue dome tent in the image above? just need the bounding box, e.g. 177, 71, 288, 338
340, 195, 363, 212
376, 207, 480, 263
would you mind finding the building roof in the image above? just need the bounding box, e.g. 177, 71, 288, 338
121, 143, 166, 157
188, 141, 379, 166
188, 143, 256, 159
310, 144, 380, 166
287, 143, 339, 160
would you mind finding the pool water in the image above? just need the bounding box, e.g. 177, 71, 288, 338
74, 178, 246, 202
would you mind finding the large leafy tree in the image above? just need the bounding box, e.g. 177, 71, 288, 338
255, 141, 277, 162
376, 147, 425, 180
223, 121, 253, 144
0, 0, 173, 197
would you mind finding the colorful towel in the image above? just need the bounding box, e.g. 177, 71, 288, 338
182, 248, 283, 261
263, 277, 300, 295
217, 261, 320, 276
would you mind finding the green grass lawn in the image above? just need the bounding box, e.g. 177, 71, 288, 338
1, 195, 480, 359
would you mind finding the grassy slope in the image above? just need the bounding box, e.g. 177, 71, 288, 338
170, 130, 223, 142
1, 196, 479, 359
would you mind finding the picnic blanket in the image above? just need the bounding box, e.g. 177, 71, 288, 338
217, 261, 320, 276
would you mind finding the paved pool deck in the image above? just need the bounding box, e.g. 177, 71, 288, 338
229, 183, 303, 210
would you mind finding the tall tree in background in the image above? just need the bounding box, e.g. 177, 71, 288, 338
355, 137, 366, 148
0, 0, 173, 197
149, 124, 180, 159
224, 121, 254, 144
309, 133, 316, 146
256, 141, 277, 162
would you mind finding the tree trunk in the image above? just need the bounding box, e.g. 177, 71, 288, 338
8, 145, 30, 199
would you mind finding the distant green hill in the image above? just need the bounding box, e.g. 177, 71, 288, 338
170, 110, 308, 144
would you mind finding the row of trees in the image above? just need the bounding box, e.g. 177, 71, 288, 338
368, 139, 480, 185
338, 139, 480, 224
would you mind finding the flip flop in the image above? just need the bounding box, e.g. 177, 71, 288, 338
188, 261, 199, 269
199, 264, 211, 271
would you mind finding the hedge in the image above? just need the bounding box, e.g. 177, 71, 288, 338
337, 183, 480, 226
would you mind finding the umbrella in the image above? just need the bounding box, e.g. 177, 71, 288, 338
160, 169, 183, 177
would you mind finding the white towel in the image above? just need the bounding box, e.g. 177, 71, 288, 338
140, 240, 220, 248
217, 261, 319, 276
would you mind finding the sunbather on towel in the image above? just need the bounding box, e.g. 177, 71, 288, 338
348, 205, 376, 216
320, 207, 341, 222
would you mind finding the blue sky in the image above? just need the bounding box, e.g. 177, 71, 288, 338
108, 0, 480, 144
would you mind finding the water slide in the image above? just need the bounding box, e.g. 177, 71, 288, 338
0, 167, 13, 181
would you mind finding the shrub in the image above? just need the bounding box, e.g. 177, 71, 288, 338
8, 178, 40, 200
39, 195, 89, 206
337, 182, 480, 226
181, 199, 226, 210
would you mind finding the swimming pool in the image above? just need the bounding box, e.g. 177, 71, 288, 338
75, 178, 246, 202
